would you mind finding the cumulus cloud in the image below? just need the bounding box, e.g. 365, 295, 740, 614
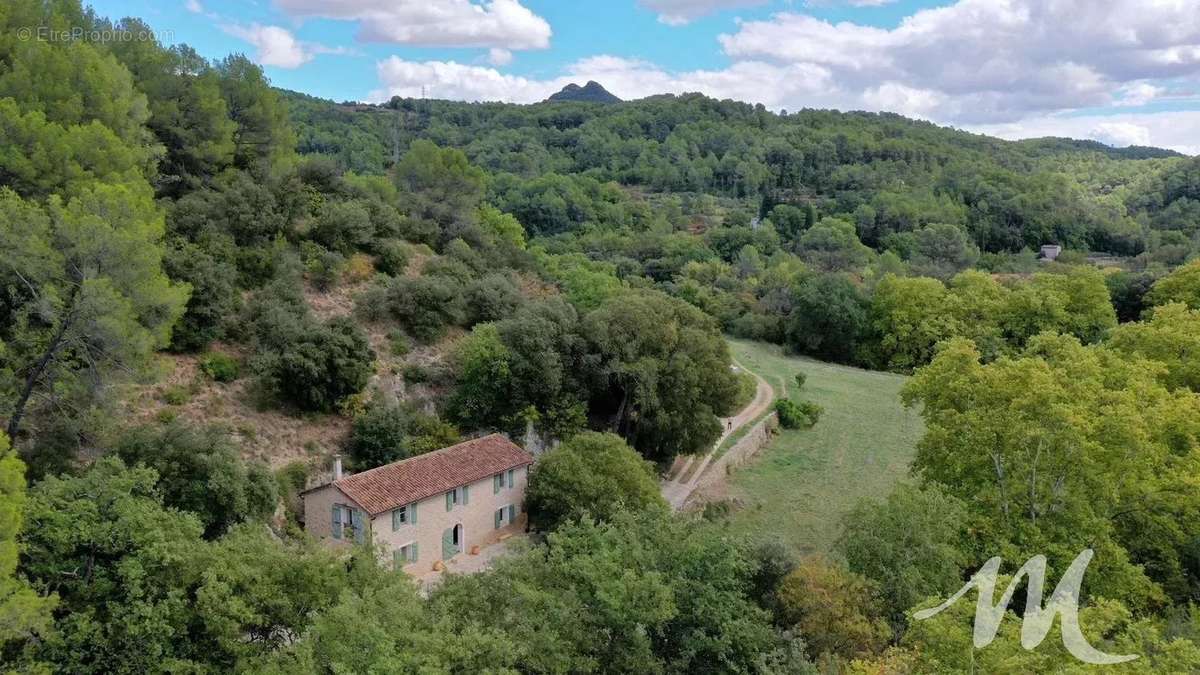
369, 54, 836, 108
489, 48, 513, 66
968, 112, 1200, 155
1114, 82, 1166, 107
637, 0, 768, 26
222, 23, 348, 69
184, 0, 204, 13
362, 0, 1200, 152
1088, 122, 1153, 147
275, 0, 551, 49
719, 0, 1200, 123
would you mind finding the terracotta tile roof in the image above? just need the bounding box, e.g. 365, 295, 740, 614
331, 434, 534, 516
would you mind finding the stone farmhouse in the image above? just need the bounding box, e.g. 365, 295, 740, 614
302, 434, 533, 573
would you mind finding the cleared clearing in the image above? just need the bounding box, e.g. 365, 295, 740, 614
720, 339, 923, 555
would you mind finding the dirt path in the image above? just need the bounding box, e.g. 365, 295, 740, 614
661, 360, 774, 510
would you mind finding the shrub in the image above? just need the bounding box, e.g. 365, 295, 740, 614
257, 317, 376, 412
344, 253, 374, 283
162, 386, 190, 406
376, 275, 466, 343
775, 399, 822, 429
346, 400, 460, 470
387, 329, 410, 356
793, 372, 806, 391
374, 239, 409, 276
199, 352, 240, 382
526, 431, 667, 531
115, 422, 278, 538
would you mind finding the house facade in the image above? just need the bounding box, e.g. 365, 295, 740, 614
302, 434, 533, 574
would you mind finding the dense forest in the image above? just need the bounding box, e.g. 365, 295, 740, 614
0, 0, 1199, 672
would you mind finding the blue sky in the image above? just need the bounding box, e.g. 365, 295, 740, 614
89, 1, 1200, 154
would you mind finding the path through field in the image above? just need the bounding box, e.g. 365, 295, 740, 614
661, 358, 774, 510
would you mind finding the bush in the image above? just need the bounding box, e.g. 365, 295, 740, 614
374, 274, 466, 343
387, 329, 410, 356
115, 422, 278, 538
346, 400, 460, 470
199, 352, 240, 382
793, 372, 806, 391
162, 386, 191, 406
373, 239, 409, 276
775, 399, 822, 429
256, 316, 376, 412
526, 431, 667, 531
344, 253, 374, 283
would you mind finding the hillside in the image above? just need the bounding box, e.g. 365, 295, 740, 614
283, 89, 1196, 259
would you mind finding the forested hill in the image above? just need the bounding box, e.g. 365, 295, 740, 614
283, 88, 1197, 257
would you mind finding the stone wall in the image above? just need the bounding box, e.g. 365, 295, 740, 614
690, 412, 778, 495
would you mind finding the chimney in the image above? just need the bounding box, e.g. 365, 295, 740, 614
333, 455, 343, 481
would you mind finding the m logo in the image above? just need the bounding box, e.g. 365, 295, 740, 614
914, 549, 1137, 665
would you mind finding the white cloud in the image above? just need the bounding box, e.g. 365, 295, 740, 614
362, 0, 1200, 154
1114, 82, 1165, 107
369, 54, 836, 108
719, 0, 1200, 123
222, 23, 348, 69
967, 112, 1200, 155
1088, 122, 1152, 147
275, 0, 551, 50
637, 0, 768, 26
184, 0, 204, 13
489, 48, 513, 66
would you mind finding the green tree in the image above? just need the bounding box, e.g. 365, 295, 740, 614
0, 431, 53, 647
114, 422, 277, 538
526, 431, 667, 531
795, 217, 872, 272
0, 185, 189, 442
1148, 258, 1200, 310
786, 273, 868, 363
215, 54, 295, 174
837, 484, 969, 626
1109, 302, 1200, 392
394, 140, 485, 241
903, 335, 1200, 608
775, 556, 891, 660
585, 290, 739, 461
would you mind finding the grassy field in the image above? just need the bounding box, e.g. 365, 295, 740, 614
722, 339, 923, 555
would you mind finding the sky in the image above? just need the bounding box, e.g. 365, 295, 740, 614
90, 0, 1200, 155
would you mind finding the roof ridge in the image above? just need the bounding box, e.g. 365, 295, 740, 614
335, 432, 503, 485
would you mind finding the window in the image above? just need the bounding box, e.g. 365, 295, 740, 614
495, 469, 517, 492
495, 504, 516, 529
445, 486, 469, 511
333, 504, 365, 543
394, 542, 418, 568
331, 504, 352, 539
391, 502, 417, 530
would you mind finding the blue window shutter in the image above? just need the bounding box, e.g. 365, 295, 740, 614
495, 509, 502, 529
462, 485, 470, 505
493, 474, 500, 494
410, 501, 418, 525
331, 504, 342, 539
411, 542, 419, 562
508, 504, 516, 522
445, 491, 452, 511
507, 468, 514, 488
393, 549, 403, 570
392, 508, 400, 532
352, 509, 365, 543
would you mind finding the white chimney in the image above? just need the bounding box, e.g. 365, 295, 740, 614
333, 455, 343, 480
